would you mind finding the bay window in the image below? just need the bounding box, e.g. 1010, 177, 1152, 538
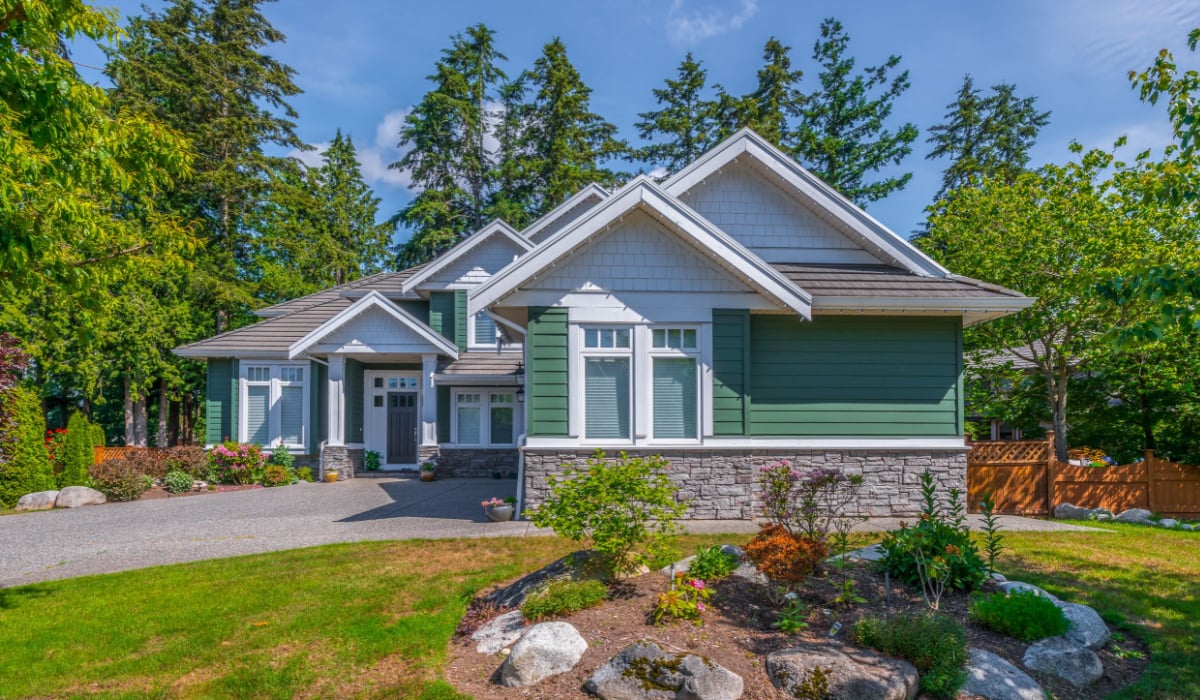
240, 363, 308, 449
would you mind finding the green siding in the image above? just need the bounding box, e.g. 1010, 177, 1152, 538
454, 290, 468, 351
345, 359, 364, 443
429, 292, 455, 342
712, 309, 751, 436
205, 359, 238, 444
527, 306, 569, 436
394, 299, 429, 324
748, 315, 963, 437
437, 385, 451, 443
310, 361, 327, 454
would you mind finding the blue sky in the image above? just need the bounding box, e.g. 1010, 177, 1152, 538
74, 0, 1198, 242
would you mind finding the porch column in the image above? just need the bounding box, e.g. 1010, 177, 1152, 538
421, 353, 438, 446
327, 355, 346, 446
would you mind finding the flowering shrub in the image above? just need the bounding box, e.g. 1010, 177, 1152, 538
653, 572, 713, 625
481, 496, 516, 508
209, 442, 265, 484
759, 461, 865, 540
744, 524, 828, 590
44, 428, 68, 469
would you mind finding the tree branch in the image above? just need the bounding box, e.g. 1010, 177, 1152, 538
0, 3, 27, 35
72, 243, 153, 267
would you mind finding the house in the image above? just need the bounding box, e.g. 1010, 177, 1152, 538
175, 129, 1033, 518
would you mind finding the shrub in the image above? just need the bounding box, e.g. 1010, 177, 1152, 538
57, 412, 96, 487
266, 449, 294, 469
969, 591, 1069, 641
687, 545, 739, 582
743, 524, 828, 590
89, 422, 107, 446
758, 460, 865, 540
0, 386, 56, 507
89, 459, 153, 502
161, 446, 208, 479
854, 612, 969, 699
772, 596, 809, 634
520, 579, 607, 621
262, 464, 292, 487
296, 466, 314, 482
363, 450, 381, 471
527, 450, 688, 576
653, 573, 713, 625
210, 442, 264, 484
878, 471, 987, 594
162, 469, 194, 494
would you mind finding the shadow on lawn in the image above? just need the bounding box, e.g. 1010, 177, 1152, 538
0, 584, 52, 610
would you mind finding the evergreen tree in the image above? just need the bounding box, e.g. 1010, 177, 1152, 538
636, 53, 719, 176
926, 75, 1050, 200
0, 386, 55, 507
58, 412, 95, 488
790, 18, 918, 205
715, 38, 803, 144
485, 77, 536, 228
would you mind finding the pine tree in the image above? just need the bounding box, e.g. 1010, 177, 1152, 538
716, 38, 803, 144
636, 53, 719, 177
486, 77, 536, 228
926, 75, 1051, 200
58, 412, 95, 488
316, 131, 393, 284
790, 18, 918, 205
0, 386, 55, 507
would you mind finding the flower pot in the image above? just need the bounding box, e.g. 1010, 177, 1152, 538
484, 504, 515, 522
420, 471, 435, 482
323, 471, 339, 483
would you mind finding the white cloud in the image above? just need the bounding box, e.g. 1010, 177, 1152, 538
1038, 0, 1200, 74
358, 108, 415, 190
287, 143, 329, 169
666, 0, 757, 47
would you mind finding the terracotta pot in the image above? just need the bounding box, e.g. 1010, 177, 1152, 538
485, 504, 515, 522
323, 471, 339, 483
420, 471, 435, 482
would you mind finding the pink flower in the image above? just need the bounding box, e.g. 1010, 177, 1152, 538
697, 602, 706, 612
689, 579, 706, 590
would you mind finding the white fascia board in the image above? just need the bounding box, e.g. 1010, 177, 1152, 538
812, 296, 1036, 313
663, 128, 951, 278
521, 183, 609, 242
400, 219, 531, 293
523, 436, 971, 452
288, 291, 459, 359
468, 180, 813, 319
173, 347, 291, 360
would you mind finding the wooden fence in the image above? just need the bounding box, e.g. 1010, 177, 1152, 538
93, 446, 173, 464
967, 436, 1200, 517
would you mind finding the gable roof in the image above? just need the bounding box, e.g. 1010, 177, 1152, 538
253, 266, 425, 318
175, 297, 355, 359
522, 183, 608, 244
663, 128, 950, 278
401, 220, 531, 293
468, 176, 813, 318
288, 291, 459, 359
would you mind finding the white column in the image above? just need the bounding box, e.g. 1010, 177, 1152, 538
327, 355, 346, 446
420, 353, 438, 446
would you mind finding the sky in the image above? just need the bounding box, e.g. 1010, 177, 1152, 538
71, 0, 1199, 243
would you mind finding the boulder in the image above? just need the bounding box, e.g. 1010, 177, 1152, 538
55, 486, 106, 508
963, 648, 1043, 700
470, 610, 526, 655
989, 572, 1008, 583
719, 544, 744, 558
498, 621, 587, 687
1180, 524, 1195, 531
1053, 503, 1094, 520
1056, 602, 1110, 650
584, 640, 743, 700
826, 543, 886, 567
767, 642, 918, 700
659, 555, 696, 578
998, 581, 1058, 602
731, 561, 768, 585
1023, 637, 1103, 687
1158, 518, 1178, 528
16, 490, 59, 511
1113, 508, 1152, 524
485, 551, 603, 608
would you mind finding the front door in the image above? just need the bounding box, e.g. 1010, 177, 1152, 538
386, 392, 418, 464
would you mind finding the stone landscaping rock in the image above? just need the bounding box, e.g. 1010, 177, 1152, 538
55, 486, 106, 508
826, 543, 885, 567
963, 648, 1043, 700
471, 610, 525, 655
998, 581, 1058, 602
485, 551, 602, 608
498, 621, 587, 687
584, 640, 744, 700
1113, 508, 1153, 524
719, 544, 743, 558
989, 572, 1008, 582
16, 490, 59, 511
1158, 518, 1178, 528
767, 642, 918, 700
731, 561, 767, 585
1053, 503, 1094, 520
659, 555, 695, 578
1023, 637, 1103, 687
1057, 602, 1110, 650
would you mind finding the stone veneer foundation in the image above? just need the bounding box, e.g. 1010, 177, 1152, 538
521, 448, 969, 519
320, 446, 363, 480
428, 448, 519, 478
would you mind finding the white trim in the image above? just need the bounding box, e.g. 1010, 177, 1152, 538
468, 178, 813, 319
363, 369, 422, 464
522, 183, 609, 244
662, 128, 950, 278
449, 388, 520, 448
646, 327, 703, 443
238, 361, 310, 450
467, 310, 500, 349
400, 219, 533, 293
811, 295, 1035, 313
288, 291, 459, 360
523, 436, 971, 452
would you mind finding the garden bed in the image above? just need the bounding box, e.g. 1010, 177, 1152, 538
446, 558, 1148, 700
136, 483, 267, 500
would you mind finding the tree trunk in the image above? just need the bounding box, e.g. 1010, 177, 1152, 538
158, 378, 169, 447
1140, 392, 1156, 451
132, 391, 149, 448
168, 397, 181, 447
124, 376, 135, 446
1048, 372, 1070, 462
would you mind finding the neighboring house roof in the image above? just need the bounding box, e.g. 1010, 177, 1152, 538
523, 183, 608, 245
288, 291, 459, 359
468, 175, 815, 319
969, 340, 1083, 371
176, 297, 354, 358
253, 266, 425, 318
663, 128, 950, 278
401, 220, 531, 293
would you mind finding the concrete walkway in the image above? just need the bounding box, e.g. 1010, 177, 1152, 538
0, 477, 1097, 588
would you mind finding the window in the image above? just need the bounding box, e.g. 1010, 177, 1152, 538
584, 328, 630, 349
652, 358, 697, 439
472, 312, 498, 347
452, 391, 516, 446
651, 328, 697, 349
241, 364, 308, 449
581, 326, 632, 440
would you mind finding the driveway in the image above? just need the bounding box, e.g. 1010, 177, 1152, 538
0, 477, 1097, 588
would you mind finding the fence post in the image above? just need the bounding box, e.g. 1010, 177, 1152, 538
1044, 430, 1056, 515
1144, 449, 1156, 513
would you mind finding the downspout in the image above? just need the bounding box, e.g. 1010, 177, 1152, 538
515, 432, 527, 520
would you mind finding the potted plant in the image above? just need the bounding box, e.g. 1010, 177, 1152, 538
364, 450, 382, 471
419, 461, 437, 482
323, 467, 340, 483
482, 496, 517, 522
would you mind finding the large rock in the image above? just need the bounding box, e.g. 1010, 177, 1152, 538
16, 490, 59, 511
470, 610, 526, 655
1057, 602, 1110, 650
55, 486, 106, 508
485, 551, 602, 608
1158, 518, 1178, 528
1053, 503, 1094, 520
584, 640, 743, 700
998, 581, 1058, 602
963, 648, 1043, 700
825, 543, 885, 567
767, 642, 918, 700
498, 621, 587, 687
1023, 637, 1103, 687
1113, 508, 1152, 524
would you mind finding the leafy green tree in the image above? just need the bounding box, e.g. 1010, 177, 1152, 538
789, 18, 918, 205
636, 53, 719, 176
1131, 28, 1200, 160
926, 76, 1051, 201
715, 37, 803, 145
0, 386, 55, 507
58, 412, 95, 487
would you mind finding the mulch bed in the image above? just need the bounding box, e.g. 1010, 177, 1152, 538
446, 558, 1148, 700
137, 484, 264, 500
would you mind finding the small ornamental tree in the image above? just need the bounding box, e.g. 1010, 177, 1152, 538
0, 386, 56, 507
57, 412, 96, 487
527, 450, 688, 576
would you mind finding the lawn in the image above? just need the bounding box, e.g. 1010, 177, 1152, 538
0, 525, 1195, 699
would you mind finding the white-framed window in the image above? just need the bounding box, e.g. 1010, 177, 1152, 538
581, 326, 633, 440
649, 326, 700, 441
452, 390, 517, 446
240, 363, 309, 449
470, 311, 499, 348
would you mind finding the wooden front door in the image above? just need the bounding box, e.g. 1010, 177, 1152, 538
386, 392, 418, 465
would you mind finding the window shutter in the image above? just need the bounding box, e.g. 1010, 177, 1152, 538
585, 358, 630, 439
653, 358, 697, 439
246, 385, 270, 445
279, 385, 304, 445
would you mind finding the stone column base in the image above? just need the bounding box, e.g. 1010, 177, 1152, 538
321, 446, 363, 480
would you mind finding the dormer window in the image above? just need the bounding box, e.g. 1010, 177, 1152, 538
470, 311, 499, 348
